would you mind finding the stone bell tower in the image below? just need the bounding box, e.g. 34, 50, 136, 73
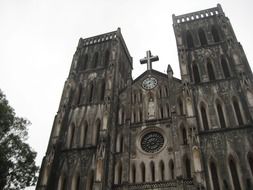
36, 28, 133, 190
173, 4, 253, 190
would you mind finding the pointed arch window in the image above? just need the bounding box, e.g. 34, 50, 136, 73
207, 59, 216, 81
169, 160, 175, 179
178, 98, 184, 115
198, 28, 208, 46
165, 87, 169, 97
221, 57, 230, 78
166, 104, 170, 117
182, 126, 187, 145
247, 152, 253, 176
193, 63, 200, 83
86, 170, 94, 190
81, 54, 88, 70
77, 55, 83, 70
186, 31, 194, 48
83, 121, 88, 147
89, 83, 94, 103
150, 161, 155, 182
247, 179, 252, 190
139, 110, 143, 122
140, 92, 143, 103
159, 160, 165, 181
100, 81, 106, 101
116, 134, 122, 152
210, 162, 220, 190
200, 104, 209, 130
93, 119, 100, 145
216, 102, 226, 128
75, 175, 80, 190
212, 26, 221, 43
69, 124, 75, 148
160, 106, 164, 118
83, 55, 89, 70
223, 180, 229, 190
159, 88, 163, 98
121, 110, 125, 124
78, 54, 88, 70
232, 98, 243, 125
118, 109, 122, 124
229, 157, 241, 190
120, 136, 124, 153
133, 93, 137, 104
131, 164, 136, 183
118, 162, 122, 184
133, 111, 136, 123
76, 84, 82, 105
62, 176, 67, 190
91, 52, 99, 68
104, 50, 110, 67
140, 162, 146, 182
185, 157, 191, 178
114, 161, 122, 184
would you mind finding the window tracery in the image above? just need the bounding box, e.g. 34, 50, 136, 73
141, 132, 164, 153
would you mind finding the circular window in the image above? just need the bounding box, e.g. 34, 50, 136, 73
141, 132, 164, 153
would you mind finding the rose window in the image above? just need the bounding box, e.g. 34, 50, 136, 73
141, 132, 164, 153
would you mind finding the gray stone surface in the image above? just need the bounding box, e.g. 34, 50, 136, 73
36, 4, 253, 190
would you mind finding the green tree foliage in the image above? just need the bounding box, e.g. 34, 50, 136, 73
0, 89, 38, 190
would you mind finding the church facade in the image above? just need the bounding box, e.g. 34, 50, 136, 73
36, 4, 253, 190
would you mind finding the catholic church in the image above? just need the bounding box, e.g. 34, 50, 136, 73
36, 4, 253, 190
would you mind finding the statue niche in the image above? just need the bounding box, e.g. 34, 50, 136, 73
147, 92, 156, 120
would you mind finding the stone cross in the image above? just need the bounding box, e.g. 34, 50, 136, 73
140, 50, 159, 70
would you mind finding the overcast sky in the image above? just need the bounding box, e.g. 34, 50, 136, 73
1, 0, 253, 189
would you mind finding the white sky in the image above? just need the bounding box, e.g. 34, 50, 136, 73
1, 0, 253, 189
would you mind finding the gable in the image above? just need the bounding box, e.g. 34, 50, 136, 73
119, 69, 181, 96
